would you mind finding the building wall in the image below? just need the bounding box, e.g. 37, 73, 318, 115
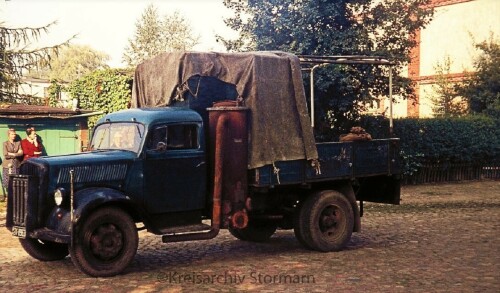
0, 118, 88, 157
405, 0, 500, 117
18, 78, 48, 100
18, 77, 73, 108
0, 117, 89, 194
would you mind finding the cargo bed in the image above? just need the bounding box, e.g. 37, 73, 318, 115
250, 138, 400, 186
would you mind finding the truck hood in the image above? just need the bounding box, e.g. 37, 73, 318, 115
34, 150, 137, 166
24, 150, 137, 187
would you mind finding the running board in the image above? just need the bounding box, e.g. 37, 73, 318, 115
161, 224, 220, 243
159, 223, 211, 234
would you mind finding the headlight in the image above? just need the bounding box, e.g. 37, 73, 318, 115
54, 188, 66, 206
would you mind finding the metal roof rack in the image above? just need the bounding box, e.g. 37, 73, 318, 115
298, 55, 396, 68
298, 55, 396, 135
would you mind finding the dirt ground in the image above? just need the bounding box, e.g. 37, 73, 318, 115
0, 180, 498, 292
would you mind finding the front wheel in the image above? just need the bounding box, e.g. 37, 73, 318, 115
19, 238, 69, 261
294, 190, 354, 252
69, 207, 138, 277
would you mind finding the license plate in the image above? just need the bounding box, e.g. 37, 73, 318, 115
12, 226, 26, 238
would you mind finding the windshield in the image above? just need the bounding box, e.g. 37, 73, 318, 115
90, 122, 145, 153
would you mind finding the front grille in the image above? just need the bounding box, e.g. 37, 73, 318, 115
7, 174, 38, 231
57, 164, 128, 184
11, 177, 28, 226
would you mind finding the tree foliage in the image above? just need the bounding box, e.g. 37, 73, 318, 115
0, 21, 72, 103
122, 4, 200, 68
430, 56, 467, 117
47, 79, 64, 107
456, 36, 500, 118
220, 0, 433, 138
67, 69, 133, 128
29, 44, 110, 82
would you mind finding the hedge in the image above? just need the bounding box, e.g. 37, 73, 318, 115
359, 115, 500, 176
67, 69, 133, 128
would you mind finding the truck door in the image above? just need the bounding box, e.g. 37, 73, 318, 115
144, 123, 206, 213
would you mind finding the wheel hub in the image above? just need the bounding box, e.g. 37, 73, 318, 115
89, 223, 123, 260
320, 205, 342, 236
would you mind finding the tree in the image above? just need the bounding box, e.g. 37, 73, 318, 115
220, 0, 433, 139
457, 36, 500, 117
430, 56, 467, 117
122, 4, 200, 68
29, 44, 110, 82
162, 11, 200, 52
1, 21, 72, 104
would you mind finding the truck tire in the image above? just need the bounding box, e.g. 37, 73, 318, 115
69, 207, 138, 277
228, 220, 277, 242
293, 202, 310, 248
294, 190, 353, 252
19, 238, 69, 261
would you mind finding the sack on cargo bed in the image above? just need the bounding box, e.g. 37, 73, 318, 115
339, 127, 372, 142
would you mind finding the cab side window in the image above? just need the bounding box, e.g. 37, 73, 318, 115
147, 126, 167, 150
147, 124, 198, 151
167, 124, 198, 150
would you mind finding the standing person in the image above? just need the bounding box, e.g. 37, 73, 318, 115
21, 126, 43, 160
2, 128, 23, 188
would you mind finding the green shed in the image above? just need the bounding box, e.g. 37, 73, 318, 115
0, 104, 101, 195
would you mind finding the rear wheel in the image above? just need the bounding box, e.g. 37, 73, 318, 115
69, 207, 138, 277
294, 190, 353, 252
19, 238, 69, 261
293, 202, 310, 248
229, 219, 277, 242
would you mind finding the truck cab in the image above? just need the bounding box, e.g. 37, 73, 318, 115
92, 108, 208, 230
7, 107, 210, 276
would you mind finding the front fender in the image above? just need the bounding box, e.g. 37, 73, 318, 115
45, 187, 136, 236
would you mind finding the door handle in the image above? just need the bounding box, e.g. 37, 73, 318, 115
196, 161, 206, 168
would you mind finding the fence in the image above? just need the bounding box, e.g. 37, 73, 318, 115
403, 164, 500, 185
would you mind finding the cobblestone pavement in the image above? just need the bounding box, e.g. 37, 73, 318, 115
0, 181, 498, 292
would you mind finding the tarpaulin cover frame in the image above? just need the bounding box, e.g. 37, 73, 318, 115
132, 51, 317, 169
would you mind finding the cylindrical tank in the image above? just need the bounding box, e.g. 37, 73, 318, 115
208, 101, 249, 229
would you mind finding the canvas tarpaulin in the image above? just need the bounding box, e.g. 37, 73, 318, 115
131, 51, 318, 169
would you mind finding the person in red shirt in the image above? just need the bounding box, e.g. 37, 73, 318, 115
21, 127, 43, 160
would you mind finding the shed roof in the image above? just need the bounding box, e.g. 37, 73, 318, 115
0, 104, 99, 119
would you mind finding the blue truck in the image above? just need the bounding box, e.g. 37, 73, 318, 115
6, 52, 401, 277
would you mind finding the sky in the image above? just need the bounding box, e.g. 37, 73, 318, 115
1, 0, 236, 67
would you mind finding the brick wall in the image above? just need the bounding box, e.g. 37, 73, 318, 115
407, 0, 477, 117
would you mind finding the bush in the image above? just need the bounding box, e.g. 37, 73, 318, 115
360, 115, 500, 175
67, 69, 133, 128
